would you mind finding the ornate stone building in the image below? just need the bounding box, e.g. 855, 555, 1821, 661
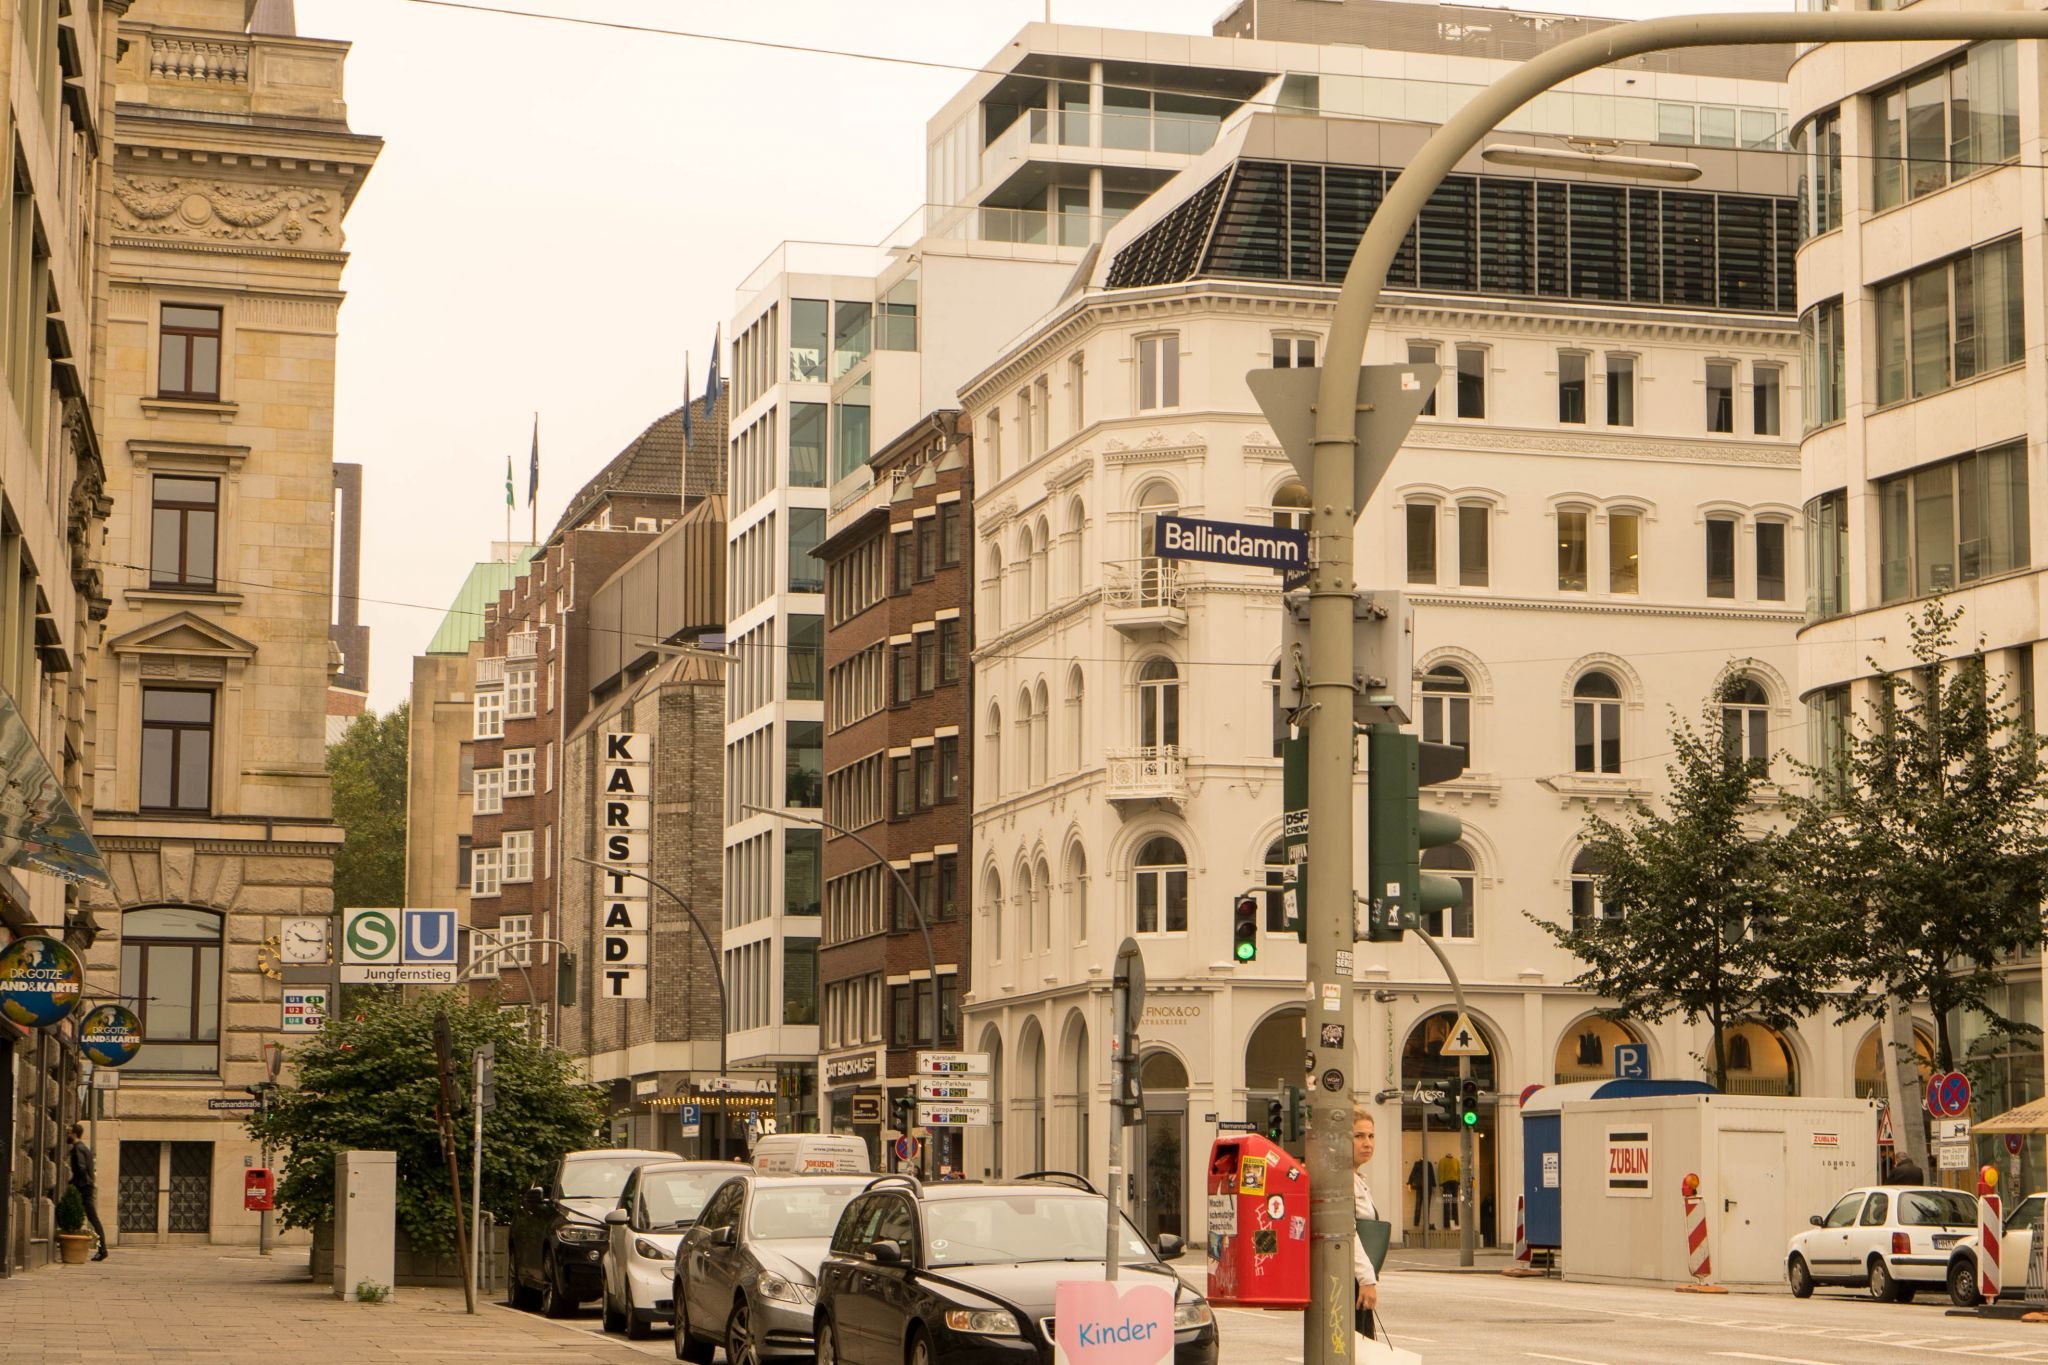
77, 0, 378, 1247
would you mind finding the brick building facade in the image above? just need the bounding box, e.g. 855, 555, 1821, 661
815, 412, 971, 1171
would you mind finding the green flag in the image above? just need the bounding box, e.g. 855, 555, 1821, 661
504, 454, 514, 508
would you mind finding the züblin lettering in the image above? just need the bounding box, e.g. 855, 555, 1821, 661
1160, 519, 1304, 565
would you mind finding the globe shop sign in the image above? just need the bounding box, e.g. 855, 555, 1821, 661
0, 934, 85, 1030
78, 1004, 143, 1067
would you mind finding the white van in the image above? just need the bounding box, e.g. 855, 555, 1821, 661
750, 1134, 872, 1176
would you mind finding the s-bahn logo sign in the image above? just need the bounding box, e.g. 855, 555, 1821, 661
0, 935, 83, 1029
596, 732, 651, 1000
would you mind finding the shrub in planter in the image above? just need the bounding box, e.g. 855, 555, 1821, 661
55, 1186, 93, 1264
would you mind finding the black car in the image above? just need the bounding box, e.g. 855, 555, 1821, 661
509, 1147, 672, 1317
811, 1173, 1219, 1365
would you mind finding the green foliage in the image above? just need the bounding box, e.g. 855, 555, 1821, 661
1782, 600, 2048, 1071
354, 1279, 391, 1304
327, 704, 410, 911
247, 991, 605, 1254
1530, 680, 1832, 1091
55, 1183, 85, 1234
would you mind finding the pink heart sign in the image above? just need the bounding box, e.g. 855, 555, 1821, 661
1053, 1280, 1176, 1365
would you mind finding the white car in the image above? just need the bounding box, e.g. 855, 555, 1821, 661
1787, 1185, 1982, 1302
600, 1160, 737, 1338
1947, 1191, 2044, 1305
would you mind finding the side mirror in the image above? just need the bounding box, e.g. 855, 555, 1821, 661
1155, 1233, 1186, 1262
525, 1186, 548, 1212
870, 1238, 904, 1266
1809, 1214, 1824, 1226
605, 1208, 630, 1227
712, 1224, 737, 1248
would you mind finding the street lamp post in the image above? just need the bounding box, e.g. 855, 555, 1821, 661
1296, 12, 2048, 1364
564, 855, 728, 1084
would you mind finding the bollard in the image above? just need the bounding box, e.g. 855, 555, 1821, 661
1675, 1172, 1727, 1295
1982, 1192, 2004, 1304
1516, 1194, 1530, 1263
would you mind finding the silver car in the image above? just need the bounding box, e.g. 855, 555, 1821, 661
601, 1160, 735, 1338
672, 1173, 867, 1365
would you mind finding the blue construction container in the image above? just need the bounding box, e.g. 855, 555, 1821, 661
1520, 1079, 1716, 1248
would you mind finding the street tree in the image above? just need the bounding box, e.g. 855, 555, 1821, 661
327, 704, 408, 911
249, 991, 605, 1253
1782, 600, 2048, 1071
1531, 682, 1833, 1091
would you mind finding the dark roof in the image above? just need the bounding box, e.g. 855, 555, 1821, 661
550, 386, 728, 543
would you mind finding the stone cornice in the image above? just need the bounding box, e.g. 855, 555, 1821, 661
1405, 591, 1804, 624
1414, 422, 1799, 467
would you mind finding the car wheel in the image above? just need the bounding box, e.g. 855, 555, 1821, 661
1787, 1254, 1814, 1299
602, 1286, 626, 1334
509, 1268, 543, 1312
727, 1299, 762, 1365
1896, 1286, 1917, 1304
1950, 1255, 1983, 1307
626, 1306, 653, 1341
815, 1314, 838, 1365
908, 1325, 934, 1365
674, 1291, 713, 1364
541, 1255, 576, 1319
1869, 1256, 1901, 1303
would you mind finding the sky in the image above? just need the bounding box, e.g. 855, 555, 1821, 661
294, 0, 1788, 712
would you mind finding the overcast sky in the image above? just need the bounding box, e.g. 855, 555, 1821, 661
294, 0, 1788, 711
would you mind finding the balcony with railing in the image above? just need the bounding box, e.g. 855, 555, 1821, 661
1103, 558, 1186, 636
506, 630, 539, 661
474, 656, 506, 687
1105, 746, 1189, 804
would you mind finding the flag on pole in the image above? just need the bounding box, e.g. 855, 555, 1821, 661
703, 325, 721, 416
504, 454, 513, 508
528, 414, 539, 505
681, 353, 692, 449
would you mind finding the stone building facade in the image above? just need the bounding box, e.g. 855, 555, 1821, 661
77, 0, 379, 1248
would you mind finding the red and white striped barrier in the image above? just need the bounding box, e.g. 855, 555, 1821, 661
1675, 1172, 1727, 1294
1982, 1193, 2003, 1302
1515, 1194, 1530, 1263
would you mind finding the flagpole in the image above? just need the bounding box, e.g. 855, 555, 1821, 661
530, 412, 538, 546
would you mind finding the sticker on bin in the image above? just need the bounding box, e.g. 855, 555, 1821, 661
1239, 1158, 1268, 1195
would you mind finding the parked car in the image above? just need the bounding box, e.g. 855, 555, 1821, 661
601, 1160, 737, 1338
811, 1172, 1219, 1364
1786, 1185, 1981, 1302
509, 1147, 672, 1317
1947, 1191, 2045, 1305
672, 1172, 869, 1363
751, 1134, 872, 1176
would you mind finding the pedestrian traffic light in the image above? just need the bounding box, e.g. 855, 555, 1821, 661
1364, 725, 1467, 941
1266, 1098, 1285, 1142
1232, 895, 1259, 963
1458, 1079, 1480, 1129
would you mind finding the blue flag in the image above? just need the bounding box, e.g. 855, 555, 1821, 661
680, 353, 692, 449
703, 325, 721, 419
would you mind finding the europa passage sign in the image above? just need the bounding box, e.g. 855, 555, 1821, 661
597, 732, 651, 999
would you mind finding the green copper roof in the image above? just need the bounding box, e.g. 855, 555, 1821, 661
425, 549, 537, 655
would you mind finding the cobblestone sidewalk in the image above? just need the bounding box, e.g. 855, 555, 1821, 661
0, 1246, 649, 1364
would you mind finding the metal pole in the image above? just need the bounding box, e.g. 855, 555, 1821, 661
259, 1084, 272, 1257
471, 1049, 484, 1297
1106, 972, 1125, 1283
1303, 14, 2048, 1362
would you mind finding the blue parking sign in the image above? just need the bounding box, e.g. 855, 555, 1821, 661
1613, 1044, 1648, 1080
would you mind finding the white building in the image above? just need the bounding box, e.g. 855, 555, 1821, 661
954, 77, 1916, 1246
1789, 16, 2044, 1187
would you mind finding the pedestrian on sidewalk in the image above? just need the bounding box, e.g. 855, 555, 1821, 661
1353, 1106, 1382, 1340
68, 1123, 108, 1260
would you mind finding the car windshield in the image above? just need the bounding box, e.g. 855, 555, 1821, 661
642, 1170, 731, 1230
923, 1195, 1157, 1268
562, 1157, 659, 1200
748, 1182, 865, 1240
1899, 1190, 1978, 1227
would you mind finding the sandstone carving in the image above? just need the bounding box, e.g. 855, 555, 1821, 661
112, 177, 335, 245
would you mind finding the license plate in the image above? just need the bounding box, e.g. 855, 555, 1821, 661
1934, 1235, 1961, 1249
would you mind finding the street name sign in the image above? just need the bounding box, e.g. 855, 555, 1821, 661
340, 907, 460, 984
1153, 514, 1307, 573
208, 1097, 261, 1113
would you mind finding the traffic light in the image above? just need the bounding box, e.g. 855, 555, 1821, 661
1266, 1098, 1285, 1142
557, 950, 578, 1008
477, 1041, 496, 1112
1458, 1079, 1480, 1129
893, 1092, 916, 1134
1286, 1085, 1308, 1143
1364, 725, 1467, 941
1232, 895, 1259, 963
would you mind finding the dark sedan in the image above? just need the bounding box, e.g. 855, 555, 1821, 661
812, 1176, 1219, 1365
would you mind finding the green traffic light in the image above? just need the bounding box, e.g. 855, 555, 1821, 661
1235, 941, 1257, 962
1462, 1111, 1478, 1127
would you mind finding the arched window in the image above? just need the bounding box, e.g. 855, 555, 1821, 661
1421, 664, 1472, 765
121, 906, 223, 1074
1034, 856, 1053, 953
1134, 836, 1189, 934
1014, 527, 1035, 624
1065, 665, 1086, 772
1066, 844, 1089, 941
1728, 1032, 1753, 1071
1572, 671, 1622, 773
984, 867, 1005, 962
985, 702, 1003, 799
1031, 516, 1050, 617
1719, 676, 1769, 764
1135, 481, 1179, 607
985, 545, 1004, 632
1032, 680, 1050, 786
1421, 844, 1475, 940
1064, 496, 1087, 596
1016, 861, 1036, 955
1138, 657, 1181, 750
1262, 837, 1292, 932
1016, 688, 1035, 791
1272, 481, 1310, 533
1570, 849, 1613, 931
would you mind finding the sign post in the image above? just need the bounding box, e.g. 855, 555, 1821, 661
1107, 939, 1146, 1282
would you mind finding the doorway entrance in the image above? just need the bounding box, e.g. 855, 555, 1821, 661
118, 1141, 212, 1237
1399, 1011, 1498, 1249
1138, 1050, 1188, 1241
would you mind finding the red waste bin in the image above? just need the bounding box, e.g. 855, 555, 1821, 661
243, 1167, 274, 1212
1205, 1133, 1309, 1308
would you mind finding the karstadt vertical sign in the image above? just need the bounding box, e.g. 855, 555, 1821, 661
597, 732, 651, 999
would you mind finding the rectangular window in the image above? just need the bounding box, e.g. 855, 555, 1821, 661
916, 630, 938, 694
473, 767, 502, 815
498, 915, 533, 967
1757, 521, 1787, 601
788, 614, 823, 702
786, 829, 821, 917
937, 853, 959, 919
1137, 334, 1180, 411
1405, 502, 1437, 584
1877, 440, 2031, 600
832, 300, 872, 378
1458, 505, 1489, 587
456, 835, 473, 889
789, 403, 827, 488
1809, 685, 1850, 788
502, 830, 533, 883
939, 503, 962, 567
158, 305, 222, 400
891, 755, 915, 817
150, 476, 218, 590
790, 298, 828, 381
1875, 238, 2025, 406
1272, 334, 1317, 368
505, 667, 535, 719
503, 748, 535, 797
787, 720, 823, 807
835, 377, 872, 483
892, 531, 915, 594
140, 688, 214, 812
1608, 512, 1640, 595
1409, 342, 1438, 417
1016, 389, 1036, 462
1605, 355, 1635, 427
1706, 361, 1735, 433
1068, 353, 1086, 429
916, 746, 937, 809
938, 619, 962, 684
1752, 365, 1782, 436
1456, 346, 1486, 419
938, 736, 961, 800
472, 847, 501, 897
1795, 107, 1842, 237
916, 518, 939, 580
892, 643, 915, 705
473, 689, 503, 739
1872, 42, 2019, 209
1806, 489, 1848, 621
1706, 517, 1737, 598
1558, 510, 1589, 592
1802, 298, 1845, 429
788, 507, 825, 594
1558, 352, 1587, 424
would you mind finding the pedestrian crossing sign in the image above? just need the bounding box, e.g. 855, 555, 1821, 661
1440, 1012, 1488, 1057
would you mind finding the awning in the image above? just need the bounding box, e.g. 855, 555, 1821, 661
0, 684, 109, 888
1974, 1098, 2048, 1134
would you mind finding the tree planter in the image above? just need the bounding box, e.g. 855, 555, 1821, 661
57, 1232, 94, 1264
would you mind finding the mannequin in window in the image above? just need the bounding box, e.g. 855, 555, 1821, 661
1577, 1032, 1603, 1067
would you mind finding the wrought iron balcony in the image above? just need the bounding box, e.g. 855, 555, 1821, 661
1103, 558, 1186, 636
1105, 746, 1189, 803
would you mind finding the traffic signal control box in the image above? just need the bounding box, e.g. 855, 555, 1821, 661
1205, 1132, 1309, 1309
